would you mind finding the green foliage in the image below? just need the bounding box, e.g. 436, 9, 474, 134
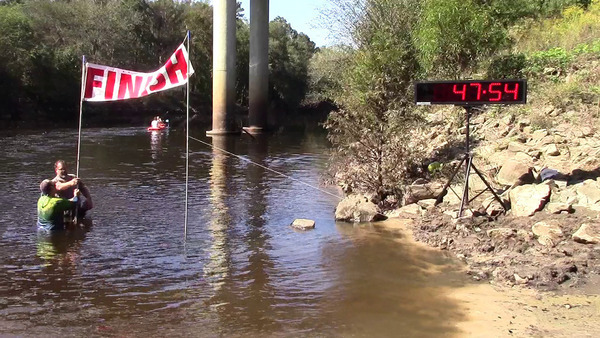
416, 0, 509, 77
236, 15, 250, 105
515, 0, 600, 52
0, 4, 32, 119
306, 45, 353, 103
0, 0, 317, 125
527, 47, 573, 75
486, 53, 527, 79
185, 2, 213, 102
325, 0, 426, 199
524, 40, 600, 79
269, 17, 317, 110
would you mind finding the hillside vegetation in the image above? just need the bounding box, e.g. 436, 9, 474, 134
310, 0, 600, 202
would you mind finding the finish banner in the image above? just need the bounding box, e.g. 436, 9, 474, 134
83, 43, 194, 102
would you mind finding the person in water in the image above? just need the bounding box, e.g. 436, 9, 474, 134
37, 179, 80, 231
52, 160, 93, 215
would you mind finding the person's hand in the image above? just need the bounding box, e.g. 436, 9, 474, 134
70, 178, 80, 187
73, 188, 80, 196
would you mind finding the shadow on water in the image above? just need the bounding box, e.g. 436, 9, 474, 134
0, 128, 473, 337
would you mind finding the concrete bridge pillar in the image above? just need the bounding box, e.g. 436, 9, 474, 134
245, 0, 269, 134
208, 0, 239, 135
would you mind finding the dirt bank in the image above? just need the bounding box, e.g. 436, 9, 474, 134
447, 281, 600, 337
376, 218, 600, 337
409, 209, 600, 291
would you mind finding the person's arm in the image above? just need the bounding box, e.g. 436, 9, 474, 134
79, 182, 94, 209
55, 177, 79, 191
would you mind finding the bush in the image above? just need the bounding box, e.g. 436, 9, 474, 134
416, 0, 508, 76
486, 53, 527, 79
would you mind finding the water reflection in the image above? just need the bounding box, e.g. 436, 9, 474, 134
204, 135, 234, 292
204, 135, 278, 334
237, 135, 276, 332
36, 221, 92, 269
30, 221, 93, 313
149, 130, 165, 160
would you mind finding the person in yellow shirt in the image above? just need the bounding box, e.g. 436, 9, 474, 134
37, 179, 80, 231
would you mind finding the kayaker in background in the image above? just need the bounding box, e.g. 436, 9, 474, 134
52, 160, 94, 216
37, 179, 80, 231
151, 116, 160, 129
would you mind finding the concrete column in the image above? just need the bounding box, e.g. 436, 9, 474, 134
245, 0, 269, 134
208, 0, 238, 135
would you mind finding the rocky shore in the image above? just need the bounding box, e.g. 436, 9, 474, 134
334, 104, 600, 291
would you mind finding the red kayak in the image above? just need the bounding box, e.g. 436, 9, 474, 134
147, 122, 168, 131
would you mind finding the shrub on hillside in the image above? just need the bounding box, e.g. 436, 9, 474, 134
486, 53, 527, 79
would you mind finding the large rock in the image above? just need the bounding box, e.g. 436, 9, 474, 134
530, 129, 548, 143
550, 185, 578, 205
545, 144, 560, 156
545, 202, 574, 214
497, 159, 534, 186
385, 203, 423, 218
509, 184, 551, 217
403, 182, 444, 205
335, 194, 385, 223
291, 219, 315, 230
576, 179, 600, 205
532, 221, 563, 247
572, 223, 600, 244
481, 196, 506, 216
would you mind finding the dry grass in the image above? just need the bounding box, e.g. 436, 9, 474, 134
514, 1, 600, 53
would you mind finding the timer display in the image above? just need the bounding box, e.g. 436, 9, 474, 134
415, 79, 527, 105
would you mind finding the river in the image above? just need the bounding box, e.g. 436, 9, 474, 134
0, 126, 469, 337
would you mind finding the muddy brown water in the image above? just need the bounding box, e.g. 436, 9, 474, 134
1, 127, 470, 337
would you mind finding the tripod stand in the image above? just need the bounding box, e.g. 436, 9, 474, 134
435, 106, 507, 217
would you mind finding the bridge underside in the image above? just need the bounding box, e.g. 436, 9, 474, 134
208, 0, 269, 136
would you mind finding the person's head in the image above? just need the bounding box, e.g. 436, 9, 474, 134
54, 160, 68, 178
40, 179, 55, 196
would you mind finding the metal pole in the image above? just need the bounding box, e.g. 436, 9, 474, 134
76, 55, 87, 177
184, 31, 191, 239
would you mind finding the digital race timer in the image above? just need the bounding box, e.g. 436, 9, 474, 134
415, 79, 527, 105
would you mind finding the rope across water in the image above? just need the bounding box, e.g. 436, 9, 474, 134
189, 136, 344, 200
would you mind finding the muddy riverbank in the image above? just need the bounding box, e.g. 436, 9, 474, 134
376, 218, 600, 337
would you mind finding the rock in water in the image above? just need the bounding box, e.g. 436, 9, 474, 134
291, 219, 315, 230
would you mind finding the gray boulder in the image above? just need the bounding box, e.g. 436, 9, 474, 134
509, 184, 551, 217
335, 194, 386, 223
572, 223, 600, 244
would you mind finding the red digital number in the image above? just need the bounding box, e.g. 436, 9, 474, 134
469, 83, 482, 100
489, 83, 502, 101
504, 83, 519, 100
453, 84, 467, 100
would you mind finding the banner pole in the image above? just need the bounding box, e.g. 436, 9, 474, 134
77, 55, 87, 177
184, 30, 191, 239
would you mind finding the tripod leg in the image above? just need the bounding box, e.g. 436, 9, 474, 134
435, 156, 467, 205
459, 155, 473, 217
471, 163, 508, 211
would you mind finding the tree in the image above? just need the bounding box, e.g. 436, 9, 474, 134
324, 0, 426, 200
415, 0, 508, 77
269, 17, 316, 110
0, 4, 32, 121
306, 45, 352, 103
